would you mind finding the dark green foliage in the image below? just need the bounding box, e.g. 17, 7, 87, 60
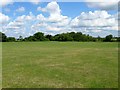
0, 32, 2, 42
95, 36, 103, 42
0, 32, 119, 42
72, 32, 82, 41
33, 32, 45, 41
0, 32, 7, 42
7, 37, 16, 42
17, 36, 23, 41
117, 37, 120, 42
53, 33, 73, 41
104, 35, 113, 42
24, 36, 37, 41
24, 32, 45, 41
45, 35, 53, 41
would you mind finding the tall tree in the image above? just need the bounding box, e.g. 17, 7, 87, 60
0, 32, 7, 42
33, 32, 45, 41
45, 35, 53, 41
104, 35, 113, 42
17, 36, 23, 41
0, 32, 2, 42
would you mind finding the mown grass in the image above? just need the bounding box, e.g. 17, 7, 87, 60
0, 42, 2, 89
2, 42, 118, 88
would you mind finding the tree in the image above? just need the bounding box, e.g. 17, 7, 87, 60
96, 36, 103, 42
104, 34, 113, 42
1, 31, 119, 42
0, 32, 7, 42
117, 37, 120, 42
45, 35, 53, 41
24, 36, 37, 41
7, 37, 16, 42
73, 32, 82, 41
17, 36, 23, 41
69, 32, 76, 38
0, 32, 2, 42
33, 32, 45, 41
53, 33, 73, 41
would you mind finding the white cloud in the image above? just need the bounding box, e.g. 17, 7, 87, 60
4, 20, 25, 35
0, 13, 10, 24
26, 12, 35, 21
79, 11, 111, 19
0, 0, 41, 7
2, 12, 36, 37
16, 7, 25, 13
37, 1, 61, 13
34, 1, 71, 34
37, 7, 42, 11
37, 14, 46, 21
29, 0, 40, 5
86, 0, 118, 10
46, 26, 62, 31
45, 1, 61, 15
15, 15, 26, 22
7, 21, 24, 28
85, 0, 119, 2
0, 0, 13, 7
16, 12, 35, 21
70, 10, 118, 32
2, 1, 118, 38
38, 1, 71, 26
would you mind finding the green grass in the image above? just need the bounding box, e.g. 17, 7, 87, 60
0, 42, 2, 89
2, 42, 118, 88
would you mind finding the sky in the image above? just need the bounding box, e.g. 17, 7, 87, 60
0, 0, 119, 38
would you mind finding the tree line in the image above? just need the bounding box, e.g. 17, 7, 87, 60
0, 32, 120, 42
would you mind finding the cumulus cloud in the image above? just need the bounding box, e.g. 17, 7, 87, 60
4, 19, 25, 37
0, 13, 10, 24
15, 12, 35, 22
30, 1, 71, 36
37, 14, 46, 21
86, 0, 118, 10
46, 1, 66, 23
16, 7, 25, 13
7, 21, 24, 28
2, 1, 118, 37
29, 0, 40, 5
37, 7, 42, 11
0, 0, 40, 7
0, 0, 13, 7
37, 1, 71, 23
70, 10, 118, 34
2, 12, 36, 37
46, 26, 62, 31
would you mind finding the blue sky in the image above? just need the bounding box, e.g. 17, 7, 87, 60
0, 1, 118, 38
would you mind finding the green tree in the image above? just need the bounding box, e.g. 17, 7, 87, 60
73, 32, 82, 41
25, 36, 37, 41
104, 35, 113, 42
117, 37, 120, 42
45, 35, 53, 41
0, 32, 7, 42
0, 32, 2, 42
53, 33, 73, 41
17, 36, 23, 41
33, 32, 45, 41
7, 37, 16, 42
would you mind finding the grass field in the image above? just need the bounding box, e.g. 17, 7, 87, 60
2, 42, 118, 88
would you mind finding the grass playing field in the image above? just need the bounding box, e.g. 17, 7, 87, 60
2, 42, 118, 88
